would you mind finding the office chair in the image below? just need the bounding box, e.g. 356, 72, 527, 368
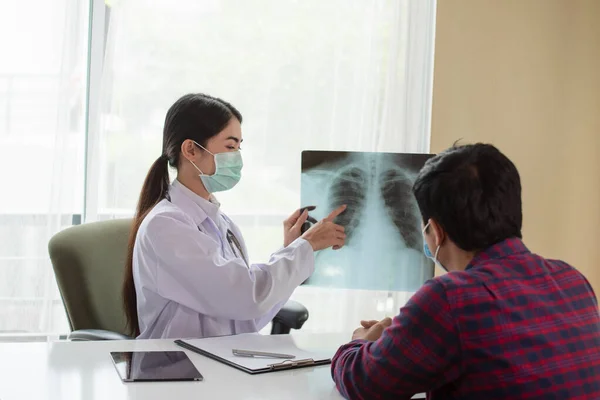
48, 219, 309, 341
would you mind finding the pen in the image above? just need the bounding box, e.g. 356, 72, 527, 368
232, 349, 296, 359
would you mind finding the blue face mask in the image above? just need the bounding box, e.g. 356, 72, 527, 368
190, 141, 243, 193
422, 221, 448, 272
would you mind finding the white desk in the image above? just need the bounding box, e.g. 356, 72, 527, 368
0, 333, 425, 400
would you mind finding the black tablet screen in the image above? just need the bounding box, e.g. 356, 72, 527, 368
110, 351, 203, 382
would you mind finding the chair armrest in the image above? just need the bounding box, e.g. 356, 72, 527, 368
68, 329, 132, 341
272, 300, 309, 331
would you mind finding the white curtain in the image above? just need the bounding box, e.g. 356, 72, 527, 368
89, 0, 437, 334
0, 0, 88, 336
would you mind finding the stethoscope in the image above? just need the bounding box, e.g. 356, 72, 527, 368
225, 228, 249, 267
203, 217, 249, 268
166, 195, 250, 267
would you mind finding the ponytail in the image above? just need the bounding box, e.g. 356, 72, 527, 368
122, 93, 243, 336
123, 155, 170, 337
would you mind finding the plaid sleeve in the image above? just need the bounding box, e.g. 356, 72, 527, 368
331, 279, 463, 399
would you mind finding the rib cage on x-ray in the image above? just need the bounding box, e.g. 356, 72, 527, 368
328, 166, 368, 243
329, 163, 422, 251
301, 151, 434, 292
379, 169, 422, 251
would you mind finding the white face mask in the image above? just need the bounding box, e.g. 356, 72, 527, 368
189, 141, 243, 193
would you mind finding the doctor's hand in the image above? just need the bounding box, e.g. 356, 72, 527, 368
283, 206, 315, 247
351, 317, 393, 341
301, 205, 347, 251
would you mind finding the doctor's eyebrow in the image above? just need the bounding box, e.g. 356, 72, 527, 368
226, 136, 243, 143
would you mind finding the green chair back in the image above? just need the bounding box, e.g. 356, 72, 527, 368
48, 219, 132, 335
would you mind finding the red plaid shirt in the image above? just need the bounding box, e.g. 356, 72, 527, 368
332, 238, 600, 399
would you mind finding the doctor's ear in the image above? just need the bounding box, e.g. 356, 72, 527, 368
180, 140, 199, 161
428, 219, 446, 248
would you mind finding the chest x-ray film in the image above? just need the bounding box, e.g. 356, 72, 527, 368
301, 151, 434, 291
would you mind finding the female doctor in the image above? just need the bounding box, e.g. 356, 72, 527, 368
122, 93, 346, 339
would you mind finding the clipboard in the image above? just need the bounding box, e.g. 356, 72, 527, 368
174, 333, 333, 375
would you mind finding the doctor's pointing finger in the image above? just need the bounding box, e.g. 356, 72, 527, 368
301, 205, 347, 251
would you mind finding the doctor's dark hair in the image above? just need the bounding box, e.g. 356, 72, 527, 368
412, 143, 522, 252
123, 93, 242, 336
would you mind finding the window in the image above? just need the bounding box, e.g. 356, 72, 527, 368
92, 0, 436, 333
0, 0, 88, 334
1, 0, 436, 336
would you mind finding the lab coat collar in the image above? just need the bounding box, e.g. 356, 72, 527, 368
170, 179, 221, 226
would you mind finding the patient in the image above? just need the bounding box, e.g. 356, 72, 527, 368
331, 143, 600, 399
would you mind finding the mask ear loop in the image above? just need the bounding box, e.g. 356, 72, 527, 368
424, 220, 443, 265
422, 221, 430, 235
189, 140, 212, 176
192, 140, 214, 156
189, 160, 205, 176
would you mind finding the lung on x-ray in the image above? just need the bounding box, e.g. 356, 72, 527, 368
300, 150, 435, 291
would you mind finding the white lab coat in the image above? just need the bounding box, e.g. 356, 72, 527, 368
133, 180, 315, 339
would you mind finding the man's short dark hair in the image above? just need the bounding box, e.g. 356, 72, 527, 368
413, 143, 522, 251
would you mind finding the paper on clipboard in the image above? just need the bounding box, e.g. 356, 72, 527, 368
180, 333, 333, 372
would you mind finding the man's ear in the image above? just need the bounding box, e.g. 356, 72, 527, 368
429, 219, 446, 248
180, 139, 197, 162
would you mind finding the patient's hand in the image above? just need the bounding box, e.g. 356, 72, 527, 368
351, 317, 392, 341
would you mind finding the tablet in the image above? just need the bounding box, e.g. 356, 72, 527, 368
110, 351, 203, 382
